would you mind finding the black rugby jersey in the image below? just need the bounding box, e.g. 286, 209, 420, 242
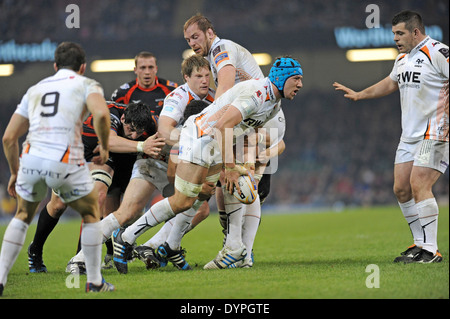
111, 77, 178, 117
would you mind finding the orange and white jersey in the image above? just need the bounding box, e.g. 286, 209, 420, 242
194, 77, 280, 140
15, 69, 104, 164
390, 36, 449, 142
207, 36, 264, 87
160, 82, 215, 124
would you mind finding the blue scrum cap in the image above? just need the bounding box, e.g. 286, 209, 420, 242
268, 57, 303, 97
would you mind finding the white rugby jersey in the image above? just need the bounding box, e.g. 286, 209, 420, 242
194, 77, 280, 139
15, 69, 104, 164
261, 108, 286, 149
207, 36, 264, 87
160, 82, 215, 124
390, 36, 449, 142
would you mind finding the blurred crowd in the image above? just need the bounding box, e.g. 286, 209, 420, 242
1, 0, 448, 43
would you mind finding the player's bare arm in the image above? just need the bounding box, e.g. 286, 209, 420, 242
106, 132, 165, 157
2, 113, 30, 198
333, 76, 398, 101
158, 115, 179, 147
215, 64, 237, 98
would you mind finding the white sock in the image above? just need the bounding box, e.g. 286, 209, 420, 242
166, 201, 202, 250
143, 218, 174, 249
122, 198, 175, 244
416, 198, 439, 254
0, 218, 28, 285
81, 222, 103, 286
399, 199, 423, 246
100, 213, 120, 243
223, 188, 244, 250
242, 195, 261, 258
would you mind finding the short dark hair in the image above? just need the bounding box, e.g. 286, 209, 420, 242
182, 100, 209, 124
54, 42, 86, 71
123, 102, 155, 134
392, 10, 426, 34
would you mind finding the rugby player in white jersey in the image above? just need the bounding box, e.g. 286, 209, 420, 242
183, 13, 263, 99
111, 57, 303, 271
125, 55, 216, 271
83, 54, 214, 274
334, 10, 448, 263
184, 14, 274, 263
0, 42, 114, 296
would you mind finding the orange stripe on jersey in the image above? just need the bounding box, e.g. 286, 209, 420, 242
82, 132, 97, 137
121, 82, 139, 104
423, 120, 431, 140
188, 92, 195, 104
420, 46, 432, 64
398, 54, 407, 62
24, 143, 31, 154
205, 94, 214, 103
61, 147, 70, 163
195, 113, 208, 138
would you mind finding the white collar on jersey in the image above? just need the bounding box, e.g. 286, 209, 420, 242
408, 36, 430, 57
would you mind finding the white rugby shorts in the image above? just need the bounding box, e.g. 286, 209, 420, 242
414, 139, 449, 174
16, 153, 94, 203
177, 116, 222, 168
130, 158, 172, 196
395, 139, 449, 173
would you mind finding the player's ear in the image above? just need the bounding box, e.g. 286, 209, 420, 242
53, 63, 58, 72
79, 63, 86, 75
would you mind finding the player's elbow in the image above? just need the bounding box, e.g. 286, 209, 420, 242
2, 135, 13, 149
2, 131, 17, 149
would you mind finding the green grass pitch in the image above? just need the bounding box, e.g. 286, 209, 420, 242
0, 205, 448, 300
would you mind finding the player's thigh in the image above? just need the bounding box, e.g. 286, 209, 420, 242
118, 178, 156, 217
176, 160, 209, 185
67, 189, 100, 224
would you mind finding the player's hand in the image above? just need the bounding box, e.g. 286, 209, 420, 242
92, 146, 109, 165
333, 82, 360, 101
7, 174, 17, 198
224, 165, 247, 194
198, 181, 216, 201
144, 132, 166, 158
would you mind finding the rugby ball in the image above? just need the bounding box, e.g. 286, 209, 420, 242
233, 174, 258, 204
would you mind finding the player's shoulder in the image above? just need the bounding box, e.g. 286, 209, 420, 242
426, 39, 449, 61
166, 83, 189, 99
107, 100, 127, 111
111, 79, 137, 100
211, 37, 238, 56
158, 77, 178, 90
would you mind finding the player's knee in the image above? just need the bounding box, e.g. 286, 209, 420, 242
48, 200, 67, 218
393, 183, 412, 202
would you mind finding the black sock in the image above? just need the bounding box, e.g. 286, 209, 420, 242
29, 205, 59, 255
105, 238, 113, 255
